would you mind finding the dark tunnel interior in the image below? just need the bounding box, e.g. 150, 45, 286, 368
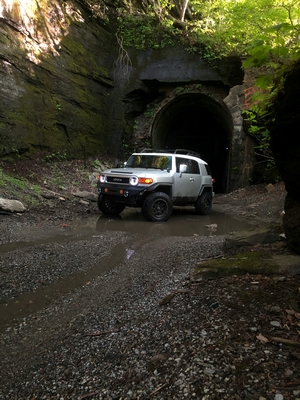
151, 93, 233, 193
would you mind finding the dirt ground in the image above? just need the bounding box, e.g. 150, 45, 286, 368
1, 158, 300, 400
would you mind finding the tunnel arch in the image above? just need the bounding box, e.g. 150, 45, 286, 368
150, 93, 233, 193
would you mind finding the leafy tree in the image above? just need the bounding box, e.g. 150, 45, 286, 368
113, 0, 300, 176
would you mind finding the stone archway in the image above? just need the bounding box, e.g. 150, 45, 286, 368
121, 48, 255, 192
126, 83, 255, 193
151, 93, 232, 192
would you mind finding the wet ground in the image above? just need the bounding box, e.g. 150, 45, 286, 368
0, 208, 251, 332
94, 207, 252, 237
1, 182, 300, 399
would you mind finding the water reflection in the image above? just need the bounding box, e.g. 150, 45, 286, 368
95, 208, 251, 237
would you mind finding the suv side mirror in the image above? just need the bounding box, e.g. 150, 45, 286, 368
179, 164, 187, 173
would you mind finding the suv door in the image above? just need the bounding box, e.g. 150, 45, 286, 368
173, 157, 202, 203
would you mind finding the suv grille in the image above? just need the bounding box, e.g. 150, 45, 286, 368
107, 176, 130, 184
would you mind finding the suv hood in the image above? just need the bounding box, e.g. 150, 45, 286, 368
103, 167, 172, 177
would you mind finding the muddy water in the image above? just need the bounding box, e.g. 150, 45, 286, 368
0, 248, 126, 332
94, 208, 251, 237
0, 209, 251, 332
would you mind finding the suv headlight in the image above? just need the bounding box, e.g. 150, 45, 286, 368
100, 174, 106, 183
130, 176, 138, 186
138, 178, 153, 184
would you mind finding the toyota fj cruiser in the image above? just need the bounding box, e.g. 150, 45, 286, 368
97, 149, 214, 222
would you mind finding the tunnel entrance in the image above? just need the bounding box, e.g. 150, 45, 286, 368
151, 93, 232, 193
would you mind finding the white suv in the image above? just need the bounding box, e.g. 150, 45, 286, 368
97, 149, 214, 222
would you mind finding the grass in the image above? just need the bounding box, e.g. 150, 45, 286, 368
0, 168, 42, 207
0, 154, 113, 209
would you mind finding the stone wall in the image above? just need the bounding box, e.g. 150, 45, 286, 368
0, 0, 115, 159
224, 86, 256, 191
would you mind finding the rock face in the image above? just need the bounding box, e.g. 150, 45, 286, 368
270, 61, 300, 254
225, 227, 283, 250
0, 0, 115, 159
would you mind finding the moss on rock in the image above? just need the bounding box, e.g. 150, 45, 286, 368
191, 251, 282, 281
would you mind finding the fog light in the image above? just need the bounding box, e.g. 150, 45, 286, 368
119, 189, 124, 195
124, 191, 129, 197
104, 188, 109, 193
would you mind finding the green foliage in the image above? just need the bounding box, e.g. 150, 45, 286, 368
0, 168, 42, 205
133, 120, 138, 130
0, 169, 26, 191
108, 0, 300, 169
121, 138, 136, 158
92, 159, 101, 169
44, 151, 67, 162
144, 104, 158, 118
115, 0, 300, 65
174, 87, 186, 95
229, 1, 300, 182
117, 13, 180, 49
244, 110, 271, 150
49, 175, 64, 189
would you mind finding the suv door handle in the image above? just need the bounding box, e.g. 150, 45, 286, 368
189, 177, 194, 182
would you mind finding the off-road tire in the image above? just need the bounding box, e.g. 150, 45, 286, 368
142, 192, 173, 222
97, 196, 125, 215
195, 192, 212, 215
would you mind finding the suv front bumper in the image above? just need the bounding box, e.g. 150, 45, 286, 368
97, 183, 147, 206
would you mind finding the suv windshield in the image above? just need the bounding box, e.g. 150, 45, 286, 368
126, 155, 172, 170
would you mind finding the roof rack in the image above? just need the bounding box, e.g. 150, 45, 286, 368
173, 149, 202, 158
140, 148, 201, 158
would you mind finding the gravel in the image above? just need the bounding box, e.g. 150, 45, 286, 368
1, 181, 300, 400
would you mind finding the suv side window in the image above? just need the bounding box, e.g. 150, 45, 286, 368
176, 157, 189, 173
175, 158, 200, 174
202, 164, 211, 175
190, 160, 200, 174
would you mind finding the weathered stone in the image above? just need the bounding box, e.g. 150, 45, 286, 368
79, 199, 90, 206
191, 251, 300, 281
272, 254, 300, 275
73, 191, 98, 202
0, 0, 115, 159
265, 183, 275, 192
191, 267, 219, 281
225, 227, 282, 249
129, 46, 243, 86
206, 224, 217, 231
41, 190, 60, 199
224, 85, 256, 191
0, 198, 26, 212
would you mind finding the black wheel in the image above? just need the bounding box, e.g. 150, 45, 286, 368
97, 196, 125, 215
195, 192, 212, 215
142, 192, 173, 222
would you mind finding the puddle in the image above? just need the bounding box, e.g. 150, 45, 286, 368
0, 246, 127, 332
0, 209, 251, 255
0, 209, 251, 332
0, 234, 79, 254
95, 208, 252, 237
